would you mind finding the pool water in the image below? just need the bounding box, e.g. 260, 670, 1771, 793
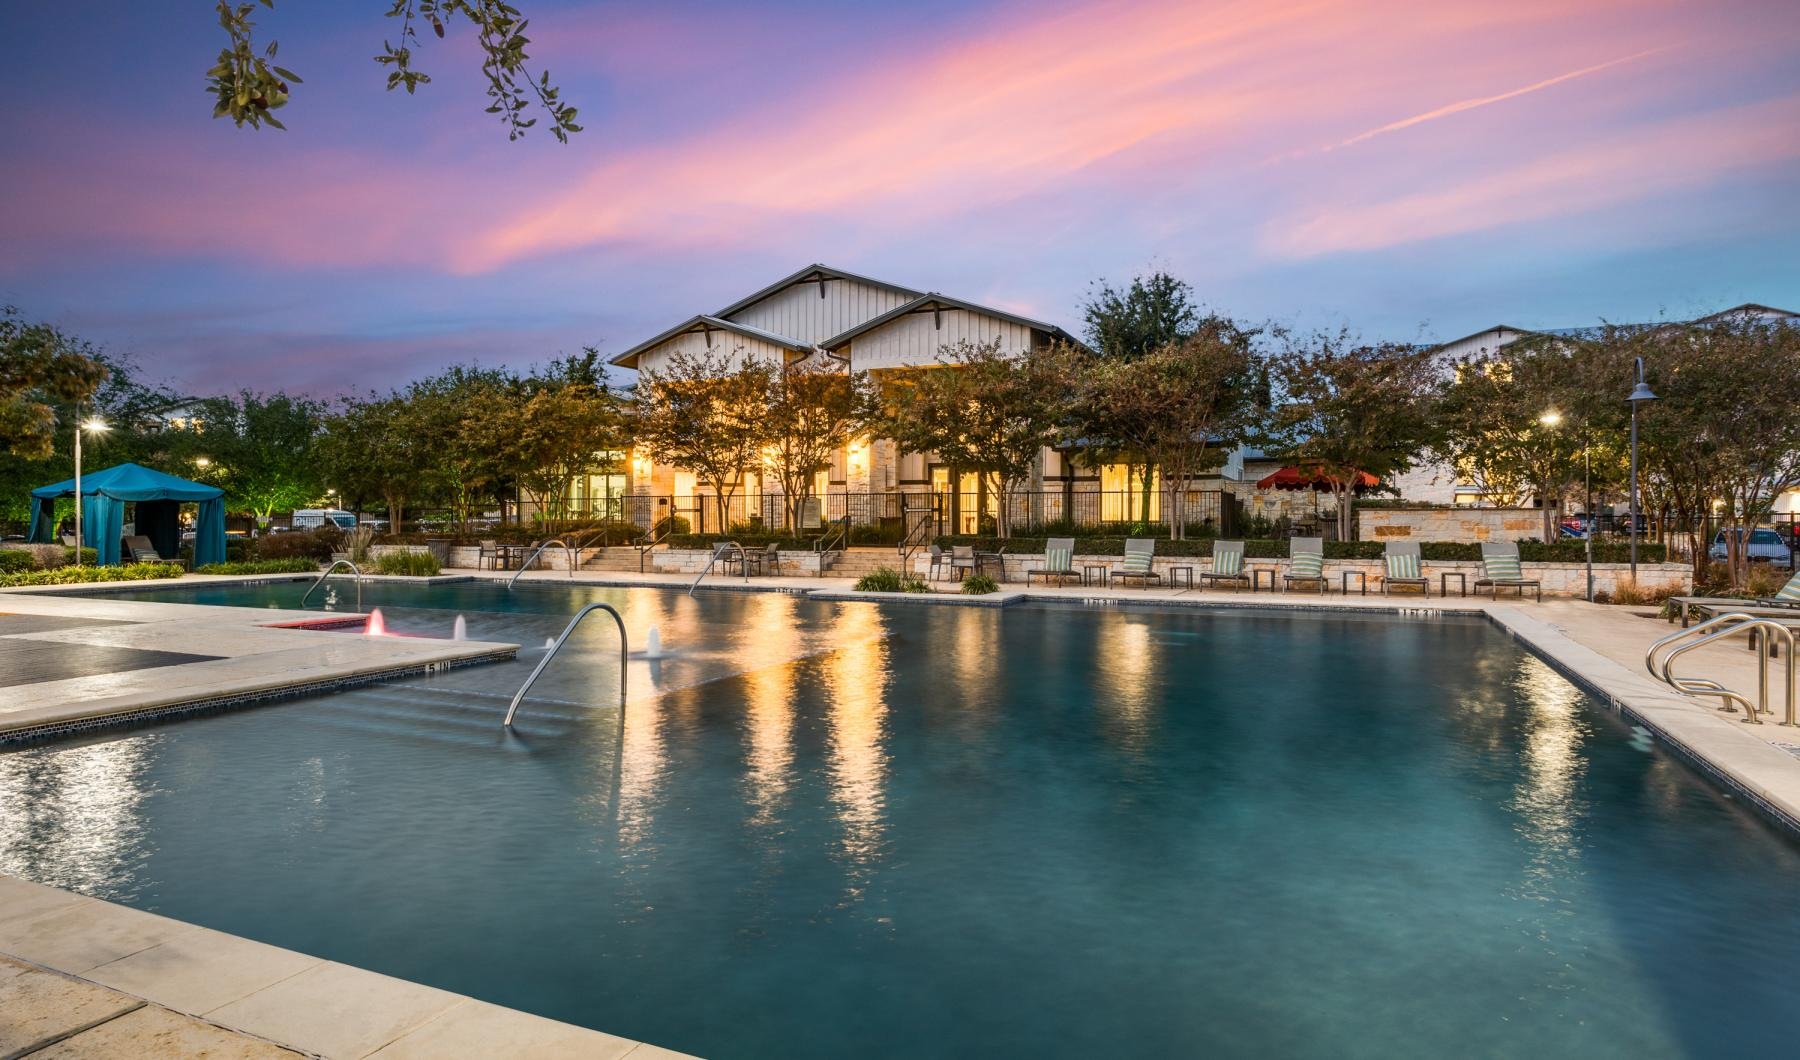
6, 583, 1800, 1058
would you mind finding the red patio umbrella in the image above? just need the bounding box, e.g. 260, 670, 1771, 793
1255, 466, 1380, 492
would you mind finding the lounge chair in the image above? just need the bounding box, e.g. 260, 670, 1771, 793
124, 534, 188, 569
1669, 570, 1800, 626
1026, 537, 1078, 586
1283, 536, 1328, 593
1199, 539, 1251, 591
951, 545, 978, 581
1112, 537, 1161, 588
1381, 540, 1428, 596
1476, 541, 1541, 602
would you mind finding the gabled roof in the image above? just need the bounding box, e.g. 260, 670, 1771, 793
1428, 324, 1537, 352
609, 314, 814, 369
1693, 302, 1798, 322
1431, 303, 1799, 352
819, 292, 1082, 352
713, 264, 924, 321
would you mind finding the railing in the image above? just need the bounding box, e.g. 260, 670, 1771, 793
506, 538, 577, 590
502, 603, 628, 728
300, 559, 363, 610
898, 494, 940, 570
688, 541, 748, 596
636, 518, 677, 573
814, 516, 850, 575
1644, 612, 1798, 725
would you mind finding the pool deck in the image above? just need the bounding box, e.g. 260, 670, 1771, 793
0, 577, 518, 745
0, 874, 691, 1059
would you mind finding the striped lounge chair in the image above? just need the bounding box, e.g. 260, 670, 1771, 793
1757, 569, 1800, 609
1381, 540, 1427, 596
1111, 537, 1160, 588
1476, 541, 1541, 602
1283, 536, 1327, 593
1027, 538, 1078, 586
1200, 540, 1251, 591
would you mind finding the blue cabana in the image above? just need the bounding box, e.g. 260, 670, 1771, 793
29, 462, 226, 567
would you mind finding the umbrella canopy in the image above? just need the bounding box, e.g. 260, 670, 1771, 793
1256, 465, 1380, 492
29, 462, 225, 567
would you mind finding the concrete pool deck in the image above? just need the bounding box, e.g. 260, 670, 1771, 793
0, 578, 517, 745
0, 874, 692, 1059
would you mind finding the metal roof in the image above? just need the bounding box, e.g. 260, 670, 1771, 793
818, 292, 1082, 352
608, 314, 813, 369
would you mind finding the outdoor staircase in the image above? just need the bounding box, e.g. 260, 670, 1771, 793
823, 547, 916, 579
580, 546, 656, 572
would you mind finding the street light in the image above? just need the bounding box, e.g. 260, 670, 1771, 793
1626, 357, 1658, 581
72, 411, 110, 565
1539, 409, 1592, 601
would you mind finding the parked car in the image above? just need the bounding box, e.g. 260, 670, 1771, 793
292, 508, 359, 531
1708, 528, 1794, 567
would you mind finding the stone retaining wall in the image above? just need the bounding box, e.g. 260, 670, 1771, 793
1358, 507, 1552, 543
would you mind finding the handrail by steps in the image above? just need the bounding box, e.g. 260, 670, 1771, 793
507, 538, 575, 590
502, 602, 627, 727
300, 559, 363, 610
1644, 612, 1798, 725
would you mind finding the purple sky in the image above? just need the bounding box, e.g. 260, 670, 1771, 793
3, 0, 1797, 397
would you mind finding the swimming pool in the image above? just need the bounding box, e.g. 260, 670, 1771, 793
6, 582, 1800, 1058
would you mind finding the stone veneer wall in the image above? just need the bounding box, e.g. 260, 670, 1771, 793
1358, 507, 1550, 543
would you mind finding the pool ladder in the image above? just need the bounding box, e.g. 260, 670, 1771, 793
507, 538, 578, 590
687, 541, 749, 596
503, 603, 628, 728
1644, 612, 1798, 725
301, 559, 363, 611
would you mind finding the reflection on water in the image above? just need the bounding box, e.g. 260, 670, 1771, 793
1511, 657, 1589, 897
824, 605, 892, 903
1096, 616, 1157, 758
743, 658, 796, 828
0, 738, 155, 898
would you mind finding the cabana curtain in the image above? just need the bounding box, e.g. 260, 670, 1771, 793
29, 462, 227, 567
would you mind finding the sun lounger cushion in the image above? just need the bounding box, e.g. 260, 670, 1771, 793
1123, 550, 1153, 574
1386, 552, 1420, 580
1046, 546, 1072, 573
1289, 552, 1323, 579
1484, 553, 1524, 581
1775, 572, 1800, 602
1213, 549, 1242, 577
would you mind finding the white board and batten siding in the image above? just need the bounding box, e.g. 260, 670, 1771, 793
726, 279, 915, 345
848, 309, 1037, 371
631, 330, 794, 378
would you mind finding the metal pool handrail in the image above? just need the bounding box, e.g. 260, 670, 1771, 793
507, 538, 576, 590
1644, 612, 1798, 725
688, 541, 748, 596
503, 602, 628, 728
300, 559, 363, 611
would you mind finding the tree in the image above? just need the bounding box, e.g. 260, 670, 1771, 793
0, 307, 109, 461
402, 365, 516, 532
183, 392, 326, 524
1081, 272, 1200, 360
317, 393, 423, 530
635, 350, 775, 534
765, 360, 873, 530
875, 339, 1069, 538
209, 0, 579, 141
1264, 332, 1441, 541
1076, 318, 1263, 539
500, 352, 629, 532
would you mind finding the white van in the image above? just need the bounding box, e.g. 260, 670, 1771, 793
291, 509, 359, 531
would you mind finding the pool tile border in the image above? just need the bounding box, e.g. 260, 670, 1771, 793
0, 649, 515, 748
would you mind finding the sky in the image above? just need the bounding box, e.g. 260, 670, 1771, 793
3, 0, 1798, 397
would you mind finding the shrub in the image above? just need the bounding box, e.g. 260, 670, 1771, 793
63, 546, 98, 566
255, 528, 340, 562
0, 548, 36, 573
375, 550, 442, 576
962, 573, 1000, 595
195, 558, 320, 575
0, 562, 182, 588
855, 566, 931, 593
11, 543, 68, 569
1604, 581, 1682, 607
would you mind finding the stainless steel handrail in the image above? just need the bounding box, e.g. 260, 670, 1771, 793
1644, 612, 1799, 725
300, 559, 363, 610
502, 602, 627, 727
507, 538, 575, 590
688, 541, 748, 596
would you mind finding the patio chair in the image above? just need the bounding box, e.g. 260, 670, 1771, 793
976, 544, 1009, 583
1112, 537, 1161, 588
1476, 541, 1541, 602
1199, 539, 1252, 591
927, 543, 948, 582
758, 541, 781, 575
1026, 537, 1078, 586
477, 539, 500, 571
1381, 540, 1428, 596
951, 545, 978, 581
124, 534, 188, 569
1283, 536, 1328, 593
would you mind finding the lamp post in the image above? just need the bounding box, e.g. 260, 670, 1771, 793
1539, 410, 1592, 601
72, 409, 110, 565
1626, 357, 1658, 582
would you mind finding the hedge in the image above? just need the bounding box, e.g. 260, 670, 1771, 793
933, 536, 1667, 564
0, 562, 184, 588
195, 559, 320, 575
0, 549, 35, 573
